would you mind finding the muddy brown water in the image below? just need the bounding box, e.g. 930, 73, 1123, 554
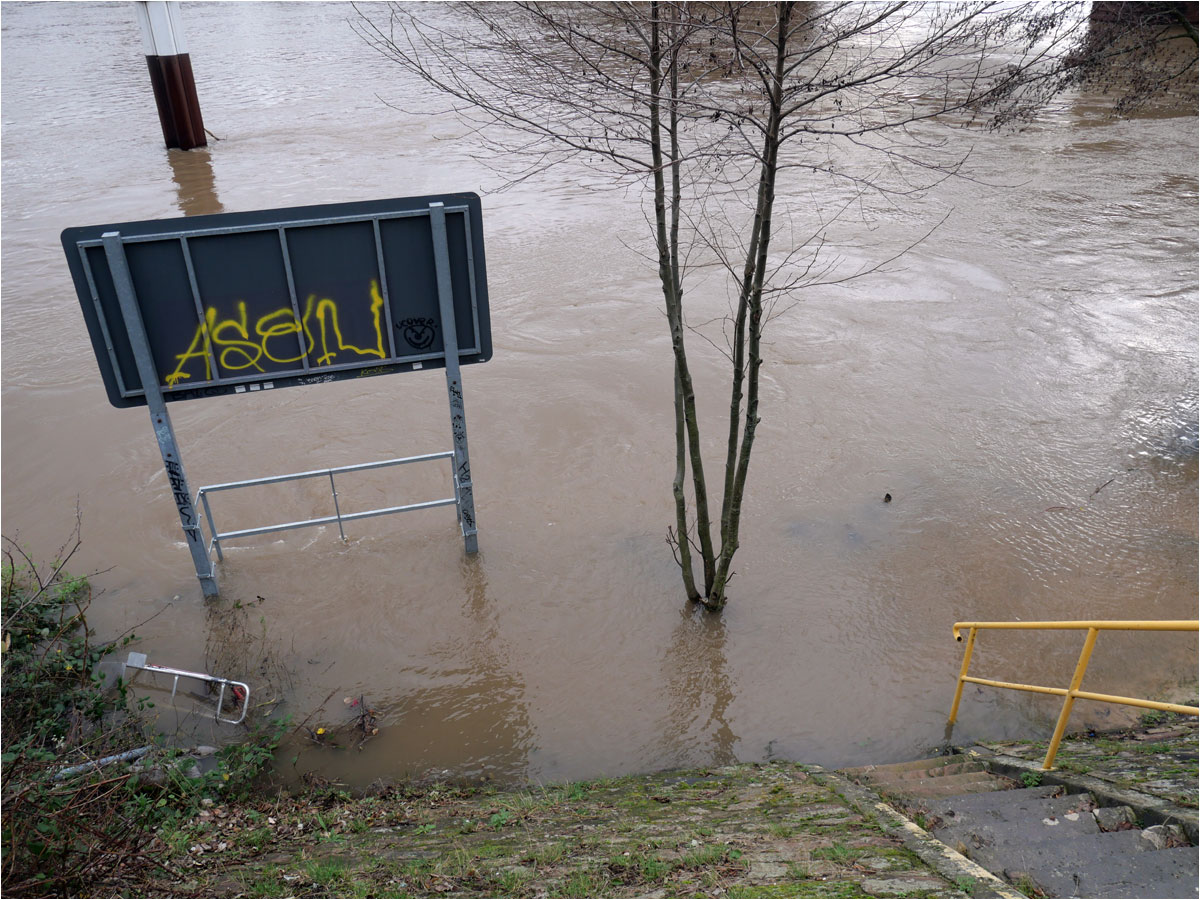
2, 3, 1196, 788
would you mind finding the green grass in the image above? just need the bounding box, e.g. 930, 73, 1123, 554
1015, 873, 1045, 897
526, 841, 570, 867
242, 826, 273, 854
549, 868, 613, 898
680, 843, 736, 868
609, 851, 671, 882
812, 842, 865, 863
434, 847, 477, 879
786, 861, 811, 880
305, 858, 349, 887
240, 866, 287, 898
567, 781, 594, 802
1134, 742, 1173, 755
728, 881, 869, 898
493, 867, 532, 895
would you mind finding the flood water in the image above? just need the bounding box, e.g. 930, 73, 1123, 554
2, 3, 1197, 788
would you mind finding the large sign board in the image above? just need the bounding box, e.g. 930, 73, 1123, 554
61, 193, 488, 597
62, 193, 490, 408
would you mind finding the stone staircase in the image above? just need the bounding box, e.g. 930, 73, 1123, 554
841, 754, 1198, 898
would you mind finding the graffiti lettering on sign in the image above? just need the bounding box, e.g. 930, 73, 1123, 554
166, 281, 387, 387
356, 366, 392, 379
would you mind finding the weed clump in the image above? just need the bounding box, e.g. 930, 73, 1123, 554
1, 535, 155, 894
0, 533, 282, 896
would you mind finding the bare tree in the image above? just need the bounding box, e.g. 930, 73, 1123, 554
354, 2, 1175, 611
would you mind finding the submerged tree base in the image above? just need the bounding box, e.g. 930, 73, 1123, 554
352, 2, 1188, 612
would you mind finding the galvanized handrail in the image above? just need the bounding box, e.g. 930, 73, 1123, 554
948, 619, 1199, 770
195, 451, 458, 562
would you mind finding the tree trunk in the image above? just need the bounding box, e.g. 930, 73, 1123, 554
651, 2, 710, 602
710, 1, 793, 609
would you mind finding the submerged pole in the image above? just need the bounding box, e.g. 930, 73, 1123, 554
103, 231, 219, 598
134, 1, 207, 150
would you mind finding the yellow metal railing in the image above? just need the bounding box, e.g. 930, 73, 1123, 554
947, 620, 1199, 770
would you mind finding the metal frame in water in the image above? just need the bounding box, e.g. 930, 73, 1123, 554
123, 651, 251, 726
195, 450, 465, 562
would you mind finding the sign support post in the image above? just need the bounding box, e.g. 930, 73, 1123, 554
429, 203, 479, 554
102, 232, 219, 597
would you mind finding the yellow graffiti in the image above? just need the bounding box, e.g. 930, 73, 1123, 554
165, 281, 386, 387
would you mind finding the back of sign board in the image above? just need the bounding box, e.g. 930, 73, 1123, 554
62, 193, 490, 408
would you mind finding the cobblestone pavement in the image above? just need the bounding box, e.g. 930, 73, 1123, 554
159, 762, 973, 898
129, 718, 1197, 897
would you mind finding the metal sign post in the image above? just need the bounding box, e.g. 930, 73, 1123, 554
102, 232, 219, 597
429, 202, 478, 553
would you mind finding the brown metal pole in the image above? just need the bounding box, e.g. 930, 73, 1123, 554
136, 2, 206, 150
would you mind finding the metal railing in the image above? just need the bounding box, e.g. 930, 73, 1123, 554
947, 620, 1199, 770
196, 452, 459, 562
123, 652, 251, 726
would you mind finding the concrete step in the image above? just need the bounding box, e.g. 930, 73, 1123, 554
873, 761, 988, 782
842, 755, 973, 781
840, 753, 1197, 898
932, 793, 1197, 898
935, 810, 1110, 866
926, 786, 1098, 831
1010, 839, 1199, 899
870, 771, 1012, 802
923, 783, 1065, 816
930, 792, 1102, 869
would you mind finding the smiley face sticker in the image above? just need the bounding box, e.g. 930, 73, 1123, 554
398, 317, 437, 350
